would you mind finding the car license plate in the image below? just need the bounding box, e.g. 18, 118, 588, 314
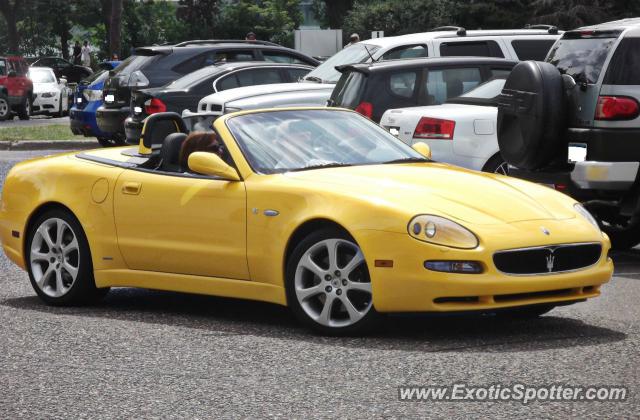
134, 106, 142, 114
569, 143, 587, 162
105, 94, 115, 103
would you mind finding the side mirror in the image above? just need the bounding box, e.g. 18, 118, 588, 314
188, 152, 240, 181
7, 70, 16, 78
412, 142, 432, 159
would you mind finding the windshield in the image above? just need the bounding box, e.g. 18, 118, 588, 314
226, 110, 425, 174
304, 43, 380, 83
460, 78, 506, 99
546, 34, 619, 84
28, 69, 56, 83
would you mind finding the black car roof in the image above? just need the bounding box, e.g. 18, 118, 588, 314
337, 57, 519, 74
155, 61, 313, 91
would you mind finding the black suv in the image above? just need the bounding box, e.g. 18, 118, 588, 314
497, 18, 640, 249
125, 61, 313, 143
329, 57, 516, 122
96, 40, 319, 144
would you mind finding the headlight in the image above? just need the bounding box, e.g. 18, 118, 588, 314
83, 89, 103, 102
408, 215, 479, 249
41, 92, 56, 98
574, 203, 601, 232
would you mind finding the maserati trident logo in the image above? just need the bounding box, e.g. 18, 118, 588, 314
546, 249, 556, 272
541, 226, 550, 235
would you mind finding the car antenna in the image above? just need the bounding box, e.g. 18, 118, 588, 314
363, 44, 378, 62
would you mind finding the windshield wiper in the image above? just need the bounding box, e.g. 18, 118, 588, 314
289, 162, 353, 172
303, 75, 323, 83
383, 157, 430, 164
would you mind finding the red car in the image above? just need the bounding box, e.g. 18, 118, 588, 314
0, 56, 33, 120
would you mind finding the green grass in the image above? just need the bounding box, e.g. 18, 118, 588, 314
0, 124, 85, 141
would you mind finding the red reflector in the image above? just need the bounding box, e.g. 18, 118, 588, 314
595, 96, 639, 120
554, 183, 567, 191
355, 101, 373, 118
413, 117, 455, 140
144, 98, 167, 115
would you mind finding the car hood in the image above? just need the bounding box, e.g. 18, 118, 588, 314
33, 82, 60, 93
282, 163, 576, 225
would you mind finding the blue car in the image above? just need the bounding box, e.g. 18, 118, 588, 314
70, 61, 122, 147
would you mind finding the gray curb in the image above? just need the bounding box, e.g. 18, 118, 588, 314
0, 140, 98, 151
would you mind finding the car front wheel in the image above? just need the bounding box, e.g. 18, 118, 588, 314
286, 228, 379, 335
0, 93, 10, 121
26, 209, 109, 305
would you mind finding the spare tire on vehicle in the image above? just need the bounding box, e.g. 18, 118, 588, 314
497, 61, 566, 170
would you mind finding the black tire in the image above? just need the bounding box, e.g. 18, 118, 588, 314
601, 221, 640, 250
25, 208, 109, 306
482, 153, 509, 175
496, 304, 555, 318
285, 228, 380, 335
97, 135, 126, 147
56, 93, 65, 118
0, 92, 10, 121
497, 61, 566, 170
17, 94, 32, 120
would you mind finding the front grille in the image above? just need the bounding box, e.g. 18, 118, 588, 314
493, 243, 602, 275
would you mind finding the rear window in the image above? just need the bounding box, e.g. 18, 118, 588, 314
305, 43, 380, 83
546, 32, 620, 84
439, 41, 504, 58
425, 67, 482, 103
389, 72, 417, 98
603, 38, 640, 85
111, 55, 157, 75
511, 39, 556, 61
330, 71, 367, 108
381, 45, 428, 60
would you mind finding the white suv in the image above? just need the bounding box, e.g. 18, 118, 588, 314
303, 25, 561, 84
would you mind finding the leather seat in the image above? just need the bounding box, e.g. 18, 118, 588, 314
159, 132, 188, 172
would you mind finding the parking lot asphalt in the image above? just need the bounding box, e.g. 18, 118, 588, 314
0, 115, 70, 128
0, 150, 639, 418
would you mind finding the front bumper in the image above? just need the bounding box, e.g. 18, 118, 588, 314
32, 94, 60, 114
96, 105, 129, 134
355, 219, 612, 313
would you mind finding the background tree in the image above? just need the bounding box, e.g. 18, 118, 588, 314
177, 0, 219, 39
0, 0, 22, 53
344, 0, 452, 38
311, 0, 355, 29
109, 0, 123, 58
219, 0, 303, 46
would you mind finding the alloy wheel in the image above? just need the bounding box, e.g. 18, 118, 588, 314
0, 97, 9, 118
294, 238, 372, 328
494, 161, 509, 175
29, 218, 80, 298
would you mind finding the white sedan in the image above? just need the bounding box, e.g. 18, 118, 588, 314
380, 79, 509, 174
28, 67, 71, 117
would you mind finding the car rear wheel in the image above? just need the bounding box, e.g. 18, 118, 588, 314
97, 135, 126, 147
17, 95, 31, 120
0, 93, 10, 121
286, 228, 379, 335
26, 209, 109, 305
482, 153, 509, 175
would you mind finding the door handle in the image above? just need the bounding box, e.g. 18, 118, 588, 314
122, 182, 141, 195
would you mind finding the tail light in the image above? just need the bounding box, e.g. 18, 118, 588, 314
595, 96, 640, 120
144, 97, 167, 115
355, 101, 373, 118
413, 117, 455, 140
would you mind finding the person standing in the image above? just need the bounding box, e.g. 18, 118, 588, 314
344, 33, 360, 48
81, 40, 91, 68
72, 41, 81, 65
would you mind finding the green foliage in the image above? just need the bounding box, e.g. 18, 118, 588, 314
219, 0, 303, 46
176, 0, 219, 39
344, 0, 453, 38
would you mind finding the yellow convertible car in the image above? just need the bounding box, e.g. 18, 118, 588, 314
0, 107, 612, 334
